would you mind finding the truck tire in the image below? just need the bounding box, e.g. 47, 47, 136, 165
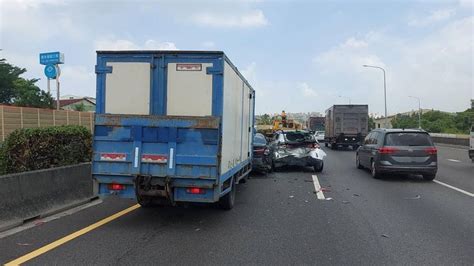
324, 142, 328, 147
137, 194, 153, 208
331, 143, 337, 150
314, 162, 324, 172
219, 180, 235, 210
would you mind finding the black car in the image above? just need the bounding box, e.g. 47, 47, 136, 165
356, 129, 437, 180
270, 130, 325, 172
252, 133, 273, 173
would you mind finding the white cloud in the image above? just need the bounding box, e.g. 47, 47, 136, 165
459, 0, 474, 9
241, 62, 257, 86
299, 82, 318, 97
408, 8, 456, 26
201, 41, 216, 49
192, 9, 268, 28
312, 16, 474, 114
95, 38, 178, 50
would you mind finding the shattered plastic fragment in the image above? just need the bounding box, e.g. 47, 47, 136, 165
381, 234, 390, 238
342, 200, 350, 204
289, 195, 295, 198
404, 195, 421, 200
353, 193, 360, 197
325, 197, 333, 201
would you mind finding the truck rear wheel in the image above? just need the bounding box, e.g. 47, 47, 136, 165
137, 194, 153, 208
219, 180, 235, 210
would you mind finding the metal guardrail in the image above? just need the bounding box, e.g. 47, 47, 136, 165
429, 133, 469, 146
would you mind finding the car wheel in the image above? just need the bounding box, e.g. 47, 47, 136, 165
356, 154, 363, 169
324, 142, 328, 147
422, 173, 436, 181
330, 144, 336, 150
371, 160, 381, 179
268, 159, 274, 173
314, 161, 324, 172
218, 180, 235, 210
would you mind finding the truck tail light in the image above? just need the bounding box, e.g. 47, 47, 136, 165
378, 146, 398, 154
424, 147, 437, 155
254, 148, 265, 155
108, 183, 125, 191
186, 187, 206, 194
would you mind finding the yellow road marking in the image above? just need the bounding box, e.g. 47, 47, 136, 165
5, 204, 140, 266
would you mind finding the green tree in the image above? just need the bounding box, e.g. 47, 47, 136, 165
368, 117, 375, 130
73, 103, 86, 112
257, 114, 273, 125
12, 78, 54, 108
0, 58, 26, 104
0, 58, 53, 108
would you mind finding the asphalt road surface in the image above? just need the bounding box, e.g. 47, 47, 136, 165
1, 145, 472, 265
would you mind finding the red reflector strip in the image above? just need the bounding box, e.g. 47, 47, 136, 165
108, 183, 125, 191
100, 153, 126, 161
141, 154, 168, 163
186, 187, 206, 194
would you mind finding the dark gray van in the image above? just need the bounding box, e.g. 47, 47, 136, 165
356, 129, 437, 180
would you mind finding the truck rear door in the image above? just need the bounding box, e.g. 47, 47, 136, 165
93, 54, 221, 199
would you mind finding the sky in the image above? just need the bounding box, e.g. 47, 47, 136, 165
1, 0, 473, 116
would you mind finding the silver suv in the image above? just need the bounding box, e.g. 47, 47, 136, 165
356, 129, 437, 180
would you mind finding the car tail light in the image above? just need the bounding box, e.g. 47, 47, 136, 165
186, 187, 206, 194
108, 183, 125, 191
424, 147, 437, 155
378, 146, 398, 154
254, 148, 265, 155
307, 143, 320, 149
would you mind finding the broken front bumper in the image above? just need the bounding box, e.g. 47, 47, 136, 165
273, 148, 326, 168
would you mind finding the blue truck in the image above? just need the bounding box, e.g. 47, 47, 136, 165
92, 51, 255, 209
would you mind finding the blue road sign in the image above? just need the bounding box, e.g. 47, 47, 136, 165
44, 64, 57, 79
39, 52, 64, 65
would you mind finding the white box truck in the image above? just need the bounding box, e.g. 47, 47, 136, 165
92, 51, 255, 209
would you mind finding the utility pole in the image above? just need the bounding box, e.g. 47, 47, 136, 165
409, 96, 421, 129
363, 65, 388, 128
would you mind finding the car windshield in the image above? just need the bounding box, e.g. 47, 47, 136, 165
384, 132, 433, 146
285, 132, 314, 142
254, 134, 267, 145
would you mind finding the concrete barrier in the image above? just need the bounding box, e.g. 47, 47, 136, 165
0, 163, 95, 232
429, 133, 469, 147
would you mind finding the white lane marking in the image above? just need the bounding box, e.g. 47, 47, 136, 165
447, 159, 461, 163
433, 180, 474, 198
312, 175, 325, 200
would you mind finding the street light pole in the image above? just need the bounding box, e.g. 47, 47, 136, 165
409, 96, 421, 129
363, 65, 387, 127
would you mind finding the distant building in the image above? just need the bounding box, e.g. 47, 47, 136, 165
373, 109, 432, 129
56, 97, 96, 112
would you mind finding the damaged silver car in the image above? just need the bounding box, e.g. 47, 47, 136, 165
270, 131, 327, 172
